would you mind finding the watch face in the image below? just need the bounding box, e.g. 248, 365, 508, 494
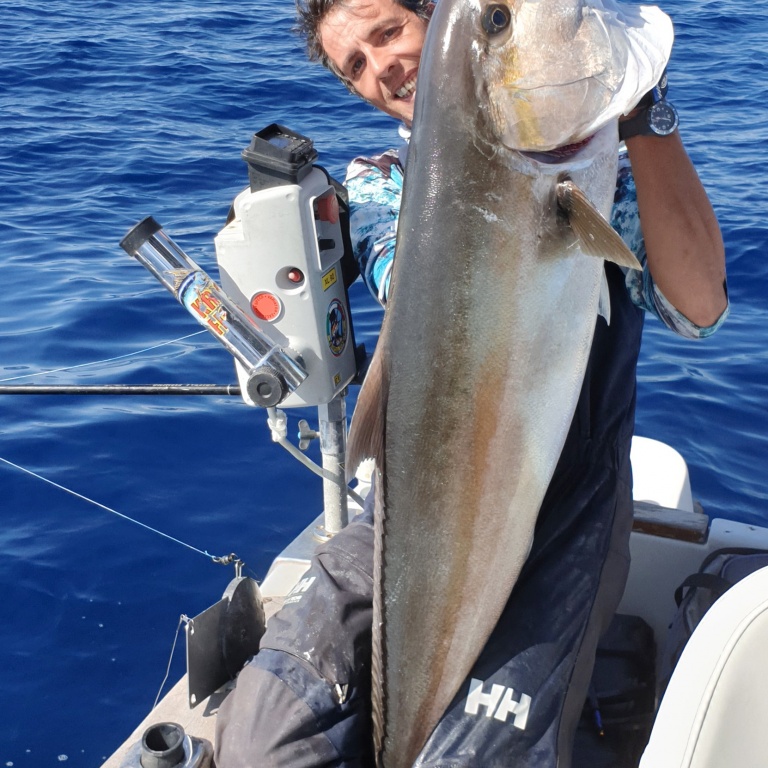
648, 101, 679, 136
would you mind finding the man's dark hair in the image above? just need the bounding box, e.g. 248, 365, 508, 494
295, 0, 432, 84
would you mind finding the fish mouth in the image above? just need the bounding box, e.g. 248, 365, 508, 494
521, 135, 594, 164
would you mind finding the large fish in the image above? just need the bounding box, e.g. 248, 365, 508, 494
347, 0, 673, 764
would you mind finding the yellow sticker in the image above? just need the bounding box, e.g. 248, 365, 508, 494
322, 268, 338, 291
333, 373, 341, 386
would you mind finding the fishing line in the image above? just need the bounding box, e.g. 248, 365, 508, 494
153, 614, 189, 710
0, 330, 207, 383
0, 455, 218, 562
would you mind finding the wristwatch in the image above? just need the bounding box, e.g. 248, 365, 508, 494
619, 70, 679, 141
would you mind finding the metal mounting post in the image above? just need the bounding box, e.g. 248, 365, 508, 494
317, 394, 348, 536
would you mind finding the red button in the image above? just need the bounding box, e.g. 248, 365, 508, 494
315, 194, 339, 224
251, 292, 281, 321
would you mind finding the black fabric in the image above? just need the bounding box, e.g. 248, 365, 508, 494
413, 263, 643, 767
215, 262, 645, 768
214, 653, 352, 767
573, 614, 656, 768
672, 547, 768, 606
215, 514, 376, 768
657, 547, 768, 699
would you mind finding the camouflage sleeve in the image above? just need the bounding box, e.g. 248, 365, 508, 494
347, 147, 727, 338
344, 152, 405, 305
611, 150, 729, 340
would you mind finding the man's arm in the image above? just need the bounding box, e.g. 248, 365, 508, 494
345, 152, 404, 304
624, 132, 727, 328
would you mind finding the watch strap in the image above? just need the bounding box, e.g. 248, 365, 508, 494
619, 70, 673, 142
619, 108, 653, 141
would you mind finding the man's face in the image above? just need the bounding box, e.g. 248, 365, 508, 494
319, 0, 429, 126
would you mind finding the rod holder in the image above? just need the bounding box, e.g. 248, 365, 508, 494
120, 217, 307, 407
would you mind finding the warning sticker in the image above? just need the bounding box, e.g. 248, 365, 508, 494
322, 267, 338, 291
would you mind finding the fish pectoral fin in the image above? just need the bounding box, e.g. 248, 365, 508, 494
557, 180, 642, 270
346, 343, 388, 483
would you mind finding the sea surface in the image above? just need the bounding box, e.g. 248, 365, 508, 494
0, 0, 766, 763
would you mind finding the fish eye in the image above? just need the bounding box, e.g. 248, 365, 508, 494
482, 3, 511, 35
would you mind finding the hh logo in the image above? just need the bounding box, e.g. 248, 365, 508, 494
283, 576, 316, 605
464, 678, 531, 730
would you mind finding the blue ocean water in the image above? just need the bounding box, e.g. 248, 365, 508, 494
0, 0, 765, 763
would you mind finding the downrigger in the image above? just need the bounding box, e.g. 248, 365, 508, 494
119, 125, 366, 716
121, 123, 364, 536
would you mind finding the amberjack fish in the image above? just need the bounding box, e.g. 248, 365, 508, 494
346, 0, 673, 764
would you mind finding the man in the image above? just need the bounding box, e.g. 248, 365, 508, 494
215, 0, 728, 765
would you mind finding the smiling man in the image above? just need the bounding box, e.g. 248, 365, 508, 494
320, 0, 426, 122
214, 0, 728, 766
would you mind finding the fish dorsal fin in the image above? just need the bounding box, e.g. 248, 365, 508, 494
346, 341, 388, 483
557, 179, 642, 270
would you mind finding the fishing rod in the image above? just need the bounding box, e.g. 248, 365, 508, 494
0, 384, 241, 395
